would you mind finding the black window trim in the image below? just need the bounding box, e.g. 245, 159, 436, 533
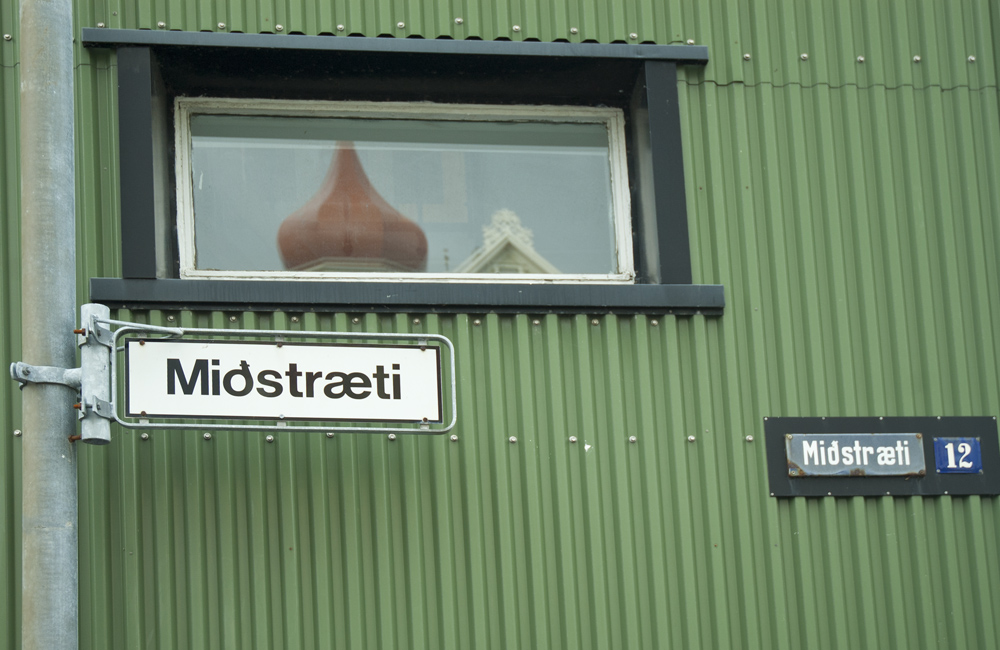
83, 28, 723, 315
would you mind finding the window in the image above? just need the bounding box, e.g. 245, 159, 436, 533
176, 98, 633, 282
83, 29, 723, 313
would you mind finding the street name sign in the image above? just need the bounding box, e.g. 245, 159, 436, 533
126, 338, 443, 424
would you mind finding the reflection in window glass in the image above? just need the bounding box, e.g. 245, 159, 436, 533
186, 111, 622, 276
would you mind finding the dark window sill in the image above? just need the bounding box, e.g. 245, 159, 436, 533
90, 278, 724, 315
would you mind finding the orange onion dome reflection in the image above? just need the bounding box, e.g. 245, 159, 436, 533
277, 142, 428, 272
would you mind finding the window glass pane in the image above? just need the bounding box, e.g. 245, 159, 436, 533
188, 113, 618, 275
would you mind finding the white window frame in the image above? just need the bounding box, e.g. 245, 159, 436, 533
175, 97, 634, 284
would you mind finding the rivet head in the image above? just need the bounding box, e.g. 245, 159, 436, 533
532, 319, 540, 326
3, 34, 11, 41
450, 434, 458, 442
570, 27, 578, 34
968, 55, 976, 63
569, 436, 578, 443
218, 22, 225, 29
325, 431, 335, 438
591, 318, 599, 326
913, 55, 921, 63
157, 21, 166, 28
229, 315, 237, 322
509, 436, 517, 443
97, 22, 106, 28
473, 319, 481, 326
166, 315, 175, 322
687, 435, 696, 443
396, 22, 405, 29
203, 433, 212, 441
651, 319, 659, 326
746, 435, 754, 442
800, 53, 809, 61
352, 317, 360, 324
265, 435, 275, 443
455, 17, 464, 25
140, 433, 149, 441
629, 436, 637, 444
388, 433, 397, 441
512, 25, 520, 32
743, 53, 751, 61
275, 24, 284, 32
413, 318, 421, 325
629, 33, 638, 40
686, 38, 695, 45
13, 430, 21, 437
857, 55, 865, 63
337, 24, 345, 31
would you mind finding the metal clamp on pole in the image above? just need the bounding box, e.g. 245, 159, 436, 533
9, 303, 114, 445
77, 303, 112, 444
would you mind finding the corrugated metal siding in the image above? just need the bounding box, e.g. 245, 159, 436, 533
0, 56, 22, 650
0, 0, 999, 647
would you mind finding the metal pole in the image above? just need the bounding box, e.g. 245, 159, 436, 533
19, 0, 79, 647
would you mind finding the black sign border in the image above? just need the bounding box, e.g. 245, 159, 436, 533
765, 417, 1000, 497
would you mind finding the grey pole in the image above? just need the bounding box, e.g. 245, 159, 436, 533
19, 0, 79, 647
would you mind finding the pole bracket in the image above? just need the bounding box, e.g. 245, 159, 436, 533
9, 362, 82, 390
77, 397, 114, 420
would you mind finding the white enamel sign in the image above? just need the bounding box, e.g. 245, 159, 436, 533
125, 339, 442, 423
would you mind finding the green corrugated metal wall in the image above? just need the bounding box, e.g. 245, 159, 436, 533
2, 0, 1000, 647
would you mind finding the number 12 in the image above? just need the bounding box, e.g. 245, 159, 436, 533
943, 442, 974, 469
